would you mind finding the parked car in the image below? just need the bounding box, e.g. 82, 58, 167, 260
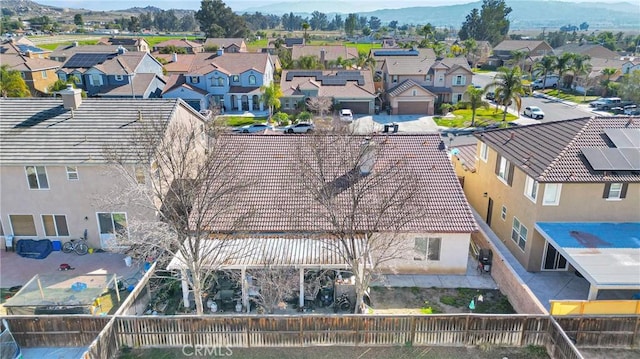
596, 97, 622, 110
339, 109, 354, 122
284, 122, 315, 134
624, 105, 639, 115
485, 91, 495, 101
232, 123, 274, 133
532, 75, 559, 90
589, 98, 607, 107
523, 106, 545, 119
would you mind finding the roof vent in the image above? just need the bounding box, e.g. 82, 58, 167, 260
359, 137, 377, 175
510, 132, 516, 140
60, 84, 82, 110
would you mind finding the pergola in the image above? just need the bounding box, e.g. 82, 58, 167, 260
167, 237, 367, 311
536, 222, 640, 300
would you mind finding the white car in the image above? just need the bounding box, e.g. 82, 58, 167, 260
284, 122, 315, 134
339, 109, 354, 121
232, 123, 274, 133
523, 106, 544, 120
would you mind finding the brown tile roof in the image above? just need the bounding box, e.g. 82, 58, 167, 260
154, 39, 203, 49
0, 53, 60, 71
154, 53, 197, 73
383, 55, 436, 75
198, 134, 477, 233
98, 73, 163, 97
291, 45, 358, 61
189, 52, 271, 75
280, 70, 375, 98
452, 144, 477, 173
493, 40, 548, 52
554, 43, 619, 60
387, 79, 435, 97
162, 74, 209, 95
203, 38, 245, 48
474, 117, 640, 183
93, 52, 147, 75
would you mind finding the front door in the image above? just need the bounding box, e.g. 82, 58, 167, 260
542, 241, 568, 270
486, 197, 494, 226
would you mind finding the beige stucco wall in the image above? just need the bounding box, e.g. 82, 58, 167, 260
452, 142, 640, 272
379, 232, 471, 275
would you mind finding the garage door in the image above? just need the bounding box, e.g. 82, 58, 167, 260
397, 101, 429, 115
339, 101, 370, 114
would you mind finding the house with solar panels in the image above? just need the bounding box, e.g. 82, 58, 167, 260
450, 117, 640, 299
161, 51, 275, 112
0, 40, 60, 95
55, 49, 165, 98
0, 89, 207, 250
279, 70, 376, 114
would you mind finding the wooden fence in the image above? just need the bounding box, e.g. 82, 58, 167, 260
547, 318, 584, 359
4, 315, 110, 348
115, 262, 157, 316
113, 314, 552, 349
555, 316, 640, 348
83, 316, 119, 359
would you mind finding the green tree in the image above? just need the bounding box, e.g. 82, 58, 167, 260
533, 55, 556, 91
73, 13, 83, 27
569, 54, 591, 90
486, 66, 525, 122
618, 70, 640, 104
302, 22, 310, 42
509, 50, 527, 73
295, 55, 322, 70
0, 65, 30, 97
459, 0, 512, 46
555, 52, 573, 88
355, 51, 375, 70
195, 0, 249, 38
419, 23, 434, 42
344, 13, 357, 37
600, 67, 618, 96
462, 38, 478, 68
260, 82, 283, 122
465, 85, 489, 127
159, 45, 187, 54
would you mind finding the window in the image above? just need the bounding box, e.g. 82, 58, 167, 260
41, 70, 47, 78
495, 155, 514, 185
543, 184, 562, 206
20, 72, 26, 79
392, 75, 398, 83
9, 215, 37, 236
248, 75, 256, 85
414, 237, 441, 261
73, 75, 82, 84
66, 166, 79, 180
511, 217, 528, 251
190, 76, 200, 84
217, 77, 224, 86
90, 74, 102, 86
25, 166, 49, 189
58, 73, 67, 81
115, 75, 124, 81
231, 75, 239, 82
97, 212, 128, 238
456, 93, 463, 102
454, 75, 465, 85
501, 206, 507, 220
603, 183, 627, 200
41, 215, 69, 236
524, 176, 539, 202
479, 142, 488, 162
425, 74, 432, 81
412, 90, 417, 96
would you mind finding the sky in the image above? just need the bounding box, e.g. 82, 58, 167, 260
34, 0, 622, 12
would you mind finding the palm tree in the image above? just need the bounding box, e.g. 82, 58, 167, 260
354, 51, 375, 70
485, 66, 525, 123
296, 55, 321, 69
600, 67, 618, 96
555, 52, 573, 89
462, 38, 478, 68
569, 54, 591, 91
465, 85, 489, 127
533, 55, 556, 92
420, 23, 434, 42
509, 50, 527, 73
302, 22, 310, 42
0, 65, 30, 97
260, 82, 283, 123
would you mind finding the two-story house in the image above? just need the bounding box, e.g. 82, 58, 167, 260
488, 40, 553, 69
97, 37, 150, 53
56, 50, 165, 98
280, 70, 376, 114
152, 39, 204, 54
202, 38, 247, 53
382, 56, 474, 115
451, 118, 640, 299
161, 51, 274, 112
50, 43, 122, 63
0, 89, 207, 250
0, 49, 61, 95
291, 45, 359, 69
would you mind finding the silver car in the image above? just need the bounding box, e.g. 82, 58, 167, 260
523, 106, 544, 119
232, 123, 274, 133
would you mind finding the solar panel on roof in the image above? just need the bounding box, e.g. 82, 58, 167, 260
64, 53, 115, 68
582, 147, 640, 171
604, 129, 640, 149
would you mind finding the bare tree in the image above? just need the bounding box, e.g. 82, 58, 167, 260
247, 265, 299, 314
103, 117, 254, 315
306, 96, 333, 119
291, 134, 427, 313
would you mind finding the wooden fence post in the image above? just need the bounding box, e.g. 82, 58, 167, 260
409, 316, 416, 346
299, 316, 304, 347
519, 316, 527, 347
464, 314, 470, 345
246, 317, 251, 348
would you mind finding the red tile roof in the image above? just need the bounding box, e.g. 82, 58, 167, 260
197, 134, 477, 234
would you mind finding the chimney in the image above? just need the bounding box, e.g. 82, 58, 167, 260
60, 84, 82, 110
216, 48, 224, 56
117, 45, 126, 55
359, 137, 377, 175
73, 41, 79, 47
320, 48, 326, 64
172, 52, 178, 63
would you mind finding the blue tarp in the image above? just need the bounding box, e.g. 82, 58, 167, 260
15, 239, 53, 259
536, 222, 640, 249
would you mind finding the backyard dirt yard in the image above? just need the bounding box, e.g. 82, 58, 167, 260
369, 287, 515, 314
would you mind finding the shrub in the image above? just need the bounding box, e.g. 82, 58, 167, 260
298, 111, 312, 121
273, 112, 290, 126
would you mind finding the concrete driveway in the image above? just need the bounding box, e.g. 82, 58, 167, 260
350, 115, 440, 134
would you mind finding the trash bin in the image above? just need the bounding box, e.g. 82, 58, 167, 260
383, 124, 391, 133
51, 240, 62, 251
392, 123, 399, 133
5, 235, 14, 252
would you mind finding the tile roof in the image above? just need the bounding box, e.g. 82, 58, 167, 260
451, 144, 477, 173
97, 73, 164, 97
554, 43, 619, 59
93, 52, 148, 75
383, 55, 436, 75
291, 45, 358, 61
280, 70, 375, 98
493, 40, 548, 52
0, 97, 199, 165
50, 45, 121, 60
198, 134, 477, 234
0, 53, 60, 71
162, 74, 209, 95
154, 53, 197, 73
188, 52, 271, 75
387, 79, 433, 97
474, 117, 640, 183
154, 39, 203, 49
203, 38, 245, 48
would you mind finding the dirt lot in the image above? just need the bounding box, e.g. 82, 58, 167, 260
369, 287, 515, 314
120, 345, 549, 359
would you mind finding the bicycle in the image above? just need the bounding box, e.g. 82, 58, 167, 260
62, 238, 89, 255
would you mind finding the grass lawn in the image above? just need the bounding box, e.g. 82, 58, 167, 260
345, 42, 382, 53
434, 108, 517, 128
541, 89, 598, 104
38, 39, 98, 50
215, 116, 268, 127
